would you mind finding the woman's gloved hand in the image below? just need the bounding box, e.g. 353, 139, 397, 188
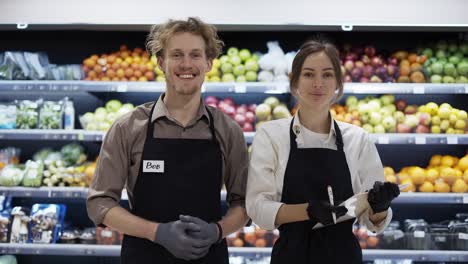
307, 200, 348, 226
367, 181, 400, 213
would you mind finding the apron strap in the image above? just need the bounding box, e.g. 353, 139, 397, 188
333, 120, 344, 152
205, 106, 218, 144
288, 116, 298, 150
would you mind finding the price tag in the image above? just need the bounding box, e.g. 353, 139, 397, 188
414, 231, 425, 238
415, 136, 426, 144
101, 230, 113, 238
463, 195, 468, 204
434, 236, 446, 242
378, 136, 389, 144
78, 133, 84, 141
413, 86, 425, 94
459, 233, 468, 240
447, 136, 458, 144
116, 84, 128, 92
235, 85, 246, 93
243, 226, 255, 233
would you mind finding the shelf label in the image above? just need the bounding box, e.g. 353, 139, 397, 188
463, 195, 468, 204
415, 136, 426, 145
447, 136, 458, 144
116, 84, 128, 92
394, 232, 404, 240
235, 85, 246, 93
413, 231, 425, 238
413, 86, 425, 94
78, 133, 84, 141
378, 136, 389, 144
459, 233, 468, 240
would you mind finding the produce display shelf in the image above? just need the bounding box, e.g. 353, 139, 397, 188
1, 130, 467, 145
0, 81, 467, 94
368, 133, 468, 145
1, 187, 466, 205
0, 244, 467, 261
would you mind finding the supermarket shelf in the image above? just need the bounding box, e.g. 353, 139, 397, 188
1, 81, 467, 94
0, 129, 105, 141
395, 193, 468, 204
1, 130, 467, 145
0, 244, 467, 261
0, 187, 88, 198
2, 187, 467, 205
369, 133, 468, 145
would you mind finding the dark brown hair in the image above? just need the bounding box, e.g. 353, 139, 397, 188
146, 17, 224, 60
290, 39, 343, 102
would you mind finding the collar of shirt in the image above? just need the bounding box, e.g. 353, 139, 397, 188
150, 93, 210, 126
292, 110, 336, 146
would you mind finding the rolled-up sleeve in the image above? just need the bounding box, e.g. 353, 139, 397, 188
224, 123, 249, 208
87, 121, 128, 226
246, 127, 283, 231
357, 133, 392, 234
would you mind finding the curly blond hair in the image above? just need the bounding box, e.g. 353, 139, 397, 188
146, 17, 224, 60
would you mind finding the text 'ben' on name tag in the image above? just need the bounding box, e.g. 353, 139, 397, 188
143, 160, 164, 173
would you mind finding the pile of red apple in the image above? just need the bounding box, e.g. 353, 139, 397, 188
227, 226, 278, 248
354, 226, 380, 249
204, 96, 256, 132
341, 45, 399, 83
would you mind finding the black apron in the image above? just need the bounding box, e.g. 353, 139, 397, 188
271, 117, 362, 264
121, 102, 228, 264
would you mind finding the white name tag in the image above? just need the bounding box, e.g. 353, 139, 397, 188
143, 160, 164, 173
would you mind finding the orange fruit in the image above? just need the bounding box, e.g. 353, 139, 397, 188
434, 180, 451, 193
458, 156, 468, 171
429, 155, 442, 166
441, 155, 455, 167
409, 167, 426, 185
399, 65, 411, 76
232, 238, 244, 247
440, 167, 457, 185
418, 181, 434, 192
397, 172, 410, 183
408, 53, 418, 63
384, 167, 395, 176
464, 170, 468, 184
451, 179, 467, 193
410, 63, 423, 72
385, 175, 397, 183
255, 238, 267, 247
400, 179, 415, 192
425, 168, 439, 183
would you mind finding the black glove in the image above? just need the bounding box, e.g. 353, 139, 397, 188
307, 200, 348, 226
367, 181, 400, 213
153, 220, 212, 260
180, 215, 220, 244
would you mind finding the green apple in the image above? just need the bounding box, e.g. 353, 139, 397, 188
346, 96, 358, 107
456, 76, 468, 83
222, 73, 235, 82
239, 49, 251, 62
245, 71, 257, 82
245, 59, 259, 72
431, 125, 441, 134
229, 55, 242, 66
431, 116, 441, 126
380, 95, 395, 106
457, 110, 467, 120
425, 102, 439, 116
236, 75, 247, 82
430, 74, 442, 83
227, 47, 239, 57
233, 65, 246, 76
382, 116, 396, 131
442, 76, 455, 83
431, 62, 444, 75
422, 48, 433, 58
435, 50, 446, 59
449, 56, 461, 65
221, 63, 233, 74
440, 120, 450, 131
444, 63, 456, 76
362, 124, 374, 133
212, 58, 221, 68
374, 124, 386, 133
219, 55, 230, 64
449, 114, 458, 125
455, 120, 466, 130
457, 61, 468, 75
369, 112, 382, 126
438, 107, 451, 119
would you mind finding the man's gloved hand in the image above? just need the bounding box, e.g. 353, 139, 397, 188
153, 220, 211, 260
367, 181, 400, 213
180, 215, 219, 244
307, 200, 348, 226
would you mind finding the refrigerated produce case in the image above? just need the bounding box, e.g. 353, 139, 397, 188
0, 21, 467, 264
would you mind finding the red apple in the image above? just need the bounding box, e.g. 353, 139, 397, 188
355, 61, 365, 69
245, 111, 256, 123
344, 75, 352, 82
234, 114, 246, 126
223, 98, 235, 106
361, 55, 371, 65
344, 60, 354, 72
207, 103, 217, 108
397, 123, 411, 133
363, 65, 374, 78
224, 105, 236, 117
236, 105, 247, 115
387, 57, 398, 66
415, 124, 430, 134
242, 122, 254, 132
364, 46, 376, 57
204, 96, 218, 105
248, 104, 257, 113
404, 105, 418, 115
418, 112, 431, 126
371, 56, 383, 67
359, 77, 370, 83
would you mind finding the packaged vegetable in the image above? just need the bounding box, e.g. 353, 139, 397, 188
0, 211, 10, 243
4, 52, 30, 80
21, 160, 44, 187
23, 52, 49, 80
30, 204, 66, 244
60, 143, 86, 166
0, 53, 13, 80
39, 101, 63, 129
16, 100, 41, 129
0, 165, 24, 186
9, 206, 30, 243
0, 104, 16, 129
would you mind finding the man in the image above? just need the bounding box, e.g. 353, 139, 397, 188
87, 17, 250, 263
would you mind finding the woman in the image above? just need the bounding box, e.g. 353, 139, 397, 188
246, 40, 400, 264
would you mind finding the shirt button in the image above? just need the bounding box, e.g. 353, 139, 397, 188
294, 125, 300, 134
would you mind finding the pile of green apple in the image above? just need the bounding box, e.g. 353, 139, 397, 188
218, 47, 260, 82
345, 95, 467, 134
80, 100, 134, 131
422, 41, 468, 83
255, 96, 291, 128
